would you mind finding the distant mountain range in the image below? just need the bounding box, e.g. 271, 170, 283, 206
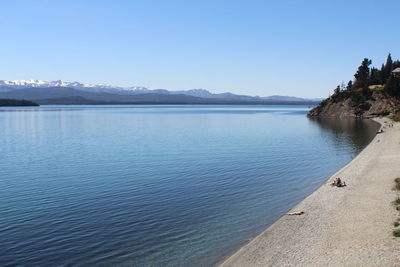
0, 79, 323, 105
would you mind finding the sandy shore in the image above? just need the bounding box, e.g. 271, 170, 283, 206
220, 118, 400, 266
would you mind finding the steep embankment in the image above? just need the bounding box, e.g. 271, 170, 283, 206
308, 90, 400, 118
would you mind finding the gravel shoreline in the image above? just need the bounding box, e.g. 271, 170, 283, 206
220, 118, 400, 266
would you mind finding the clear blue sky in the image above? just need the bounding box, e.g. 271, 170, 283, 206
1, 0, 399, 97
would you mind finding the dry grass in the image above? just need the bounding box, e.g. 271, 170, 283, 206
368, 85, 385, 91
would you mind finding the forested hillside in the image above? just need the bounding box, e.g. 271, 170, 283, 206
309, 54, 400, 117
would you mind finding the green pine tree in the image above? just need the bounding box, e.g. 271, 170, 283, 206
385, 75, 400, 96
334, 85, 341, 94
354, 58, 372, 89
382, 53, 393, 82
346, 80, 353, 91
369, 67, 381, 85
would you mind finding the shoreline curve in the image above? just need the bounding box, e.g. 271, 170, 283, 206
219, 118, 400, 266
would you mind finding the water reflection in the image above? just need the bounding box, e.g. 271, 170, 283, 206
0, 106, 380, 267
308, 117, 380, 152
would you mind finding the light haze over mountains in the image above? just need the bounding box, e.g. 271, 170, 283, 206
0, 79, 322, 105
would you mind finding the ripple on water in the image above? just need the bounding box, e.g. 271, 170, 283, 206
0, 106, 379, 266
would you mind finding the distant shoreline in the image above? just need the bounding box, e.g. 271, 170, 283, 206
0, 102, 320, 108
36, 101, 320, 106
0, 83, 322, 106
0, 98, 39, 107
219, 117, 400, 266
2, 102, 319, 106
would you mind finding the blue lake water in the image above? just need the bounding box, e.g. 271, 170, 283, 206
0, 105, 379, 266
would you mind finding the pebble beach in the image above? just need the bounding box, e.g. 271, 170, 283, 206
220, 118, 400, 266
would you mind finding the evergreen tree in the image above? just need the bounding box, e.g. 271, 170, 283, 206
382, 53, 393, 82
369, 67, 381, 85
393, 60, 400, 70
380, 63, 386, 83
385, 75, 400, 96
354, 58, 372, 89
334, 85, 340, 95
346, 80, 353, 91
386, 53, 393, 70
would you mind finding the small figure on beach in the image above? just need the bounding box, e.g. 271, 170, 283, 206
376, 129, 384, 134
331, 178, 346, 187
286, 211, 304, 215
331, 178, 339, 186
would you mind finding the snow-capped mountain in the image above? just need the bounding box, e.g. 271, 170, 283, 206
0, 79, 252, 99
0, 79, 148, 93
0, 79, 322, 104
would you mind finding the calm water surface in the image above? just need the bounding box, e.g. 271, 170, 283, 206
0, 105, 379, 266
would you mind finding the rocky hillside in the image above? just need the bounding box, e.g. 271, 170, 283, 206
308, 89, 400, 118
309, 54, 400, 118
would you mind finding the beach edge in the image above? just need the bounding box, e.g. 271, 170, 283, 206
219, 117, 400, 266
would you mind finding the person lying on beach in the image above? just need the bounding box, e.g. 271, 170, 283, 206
286, 211, 304, 215
330, 178, 340, 186
331, 178, 346, 187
